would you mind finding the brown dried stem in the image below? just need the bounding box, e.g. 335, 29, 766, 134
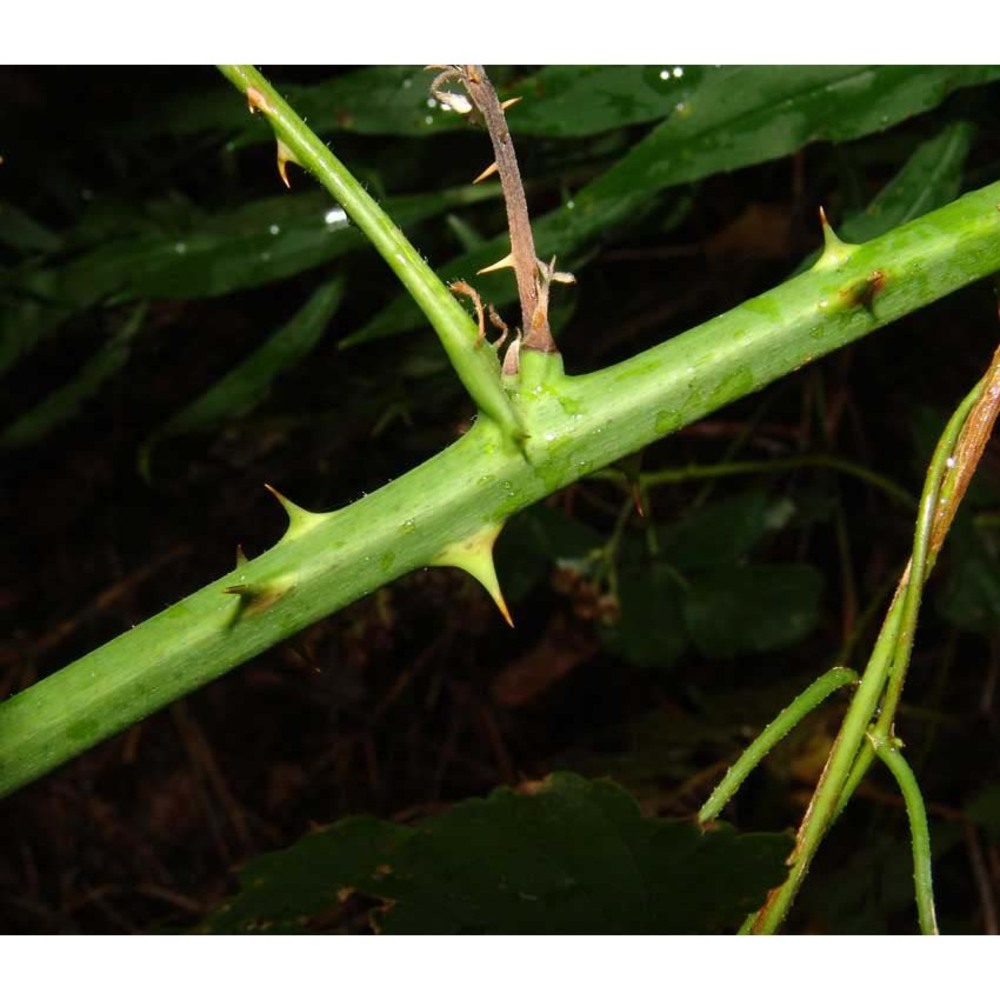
457, 65, 556, 354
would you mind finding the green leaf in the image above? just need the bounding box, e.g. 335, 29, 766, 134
586, 67, 999, 204
148, 67, 463, 144
838, 121, 974, 243
139, 278, 344, 473
145, 66, 703, 144
0, 304, 147, 448
0, 200, 62, 253
936, 517, 1000, 634
656, 490, 771, 571
202, 816, 411, 933
0, 184, 499, 375
795, 121, 977, 274
492, 65, 704, 138
683, 564, 823, 658
203, 773, 791, 934
495, 505, 605, 602
603, 562, 689, 671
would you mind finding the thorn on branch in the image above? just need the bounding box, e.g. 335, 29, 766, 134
473, 161, 500, 184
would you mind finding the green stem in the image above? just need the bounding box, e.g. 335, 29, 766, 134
594, 455, 915, 511
870, 734, 939, 934
753, 379, 984, 932
873, 381, 982, 742
2, 122, 1000, 800
216, 65, 524, 444
699, 667, 858, 823
751, 581, 908, 933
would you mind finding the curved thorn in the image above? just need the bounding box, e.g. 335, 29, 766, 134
264, 483, 327, 540
432, 523, 513, 627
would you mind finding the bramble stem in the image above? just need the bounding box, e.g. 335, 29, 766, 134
870, 734, 938, 934
2, 86, 1000, 801
751, 373, 992, 933
699, 667, 858, 824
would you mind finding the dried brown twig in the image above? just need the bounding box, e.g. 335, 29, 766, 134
432, 65, 573, 361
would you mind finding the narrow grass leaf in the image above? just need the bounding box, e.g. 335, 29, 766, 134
140, 278, 344, 470
0, 304, 147, 448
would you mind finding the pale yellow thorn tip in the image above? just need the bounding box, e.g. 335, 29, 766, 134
500, 96, 522, 112
473, 161, 500, 184
264, 483, 325, 539
477, 252, 516, 275
812, 205, 859, 271
431, 524, 514, 627
276, 139, 300, 191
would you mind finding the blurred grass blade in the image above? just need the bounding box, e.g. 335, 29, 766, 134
0, 184, 499, 376
839, 121, 975, 242
139, 277, 344, 477
0, 201, 62, 253
139, 66, 706, 144
0, 304, 147, 448
584, 67, 1000, 202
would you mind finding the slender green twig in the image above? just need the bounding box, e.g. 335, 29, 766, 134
699, 667, 858, 824
869, 733, 938, 934
592, 454, 916, 511
749, 582, 908, 933
216, 65, 524, 443
873, 380, 983, 742
753, 369, 995, 933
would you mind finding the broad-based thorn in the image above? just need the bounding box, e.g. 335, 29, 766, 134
812, 205, 858, 271
264, 483, 326, 539
223, 577, 291, 616
431, 523, 514, 627
276, 139, 298, 190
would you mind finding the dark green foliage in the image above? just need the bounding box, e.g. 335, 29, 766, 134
682, 565, 823, 659
346, 67, 999, 347
203, 773, 791, 934
5, 65, 1000, 935
139, 278, 345, 474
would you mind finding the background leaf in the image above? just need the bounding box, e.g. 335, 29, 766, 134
139, 277, 345, 474
202, 773, 791, 934
683, 565, 824, 658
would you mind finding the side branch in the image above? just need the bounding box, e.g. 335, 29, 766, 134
457, 65, 556, 354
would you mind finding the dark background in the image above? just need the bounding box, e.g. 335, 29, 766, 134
2, 65, 1000, 933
